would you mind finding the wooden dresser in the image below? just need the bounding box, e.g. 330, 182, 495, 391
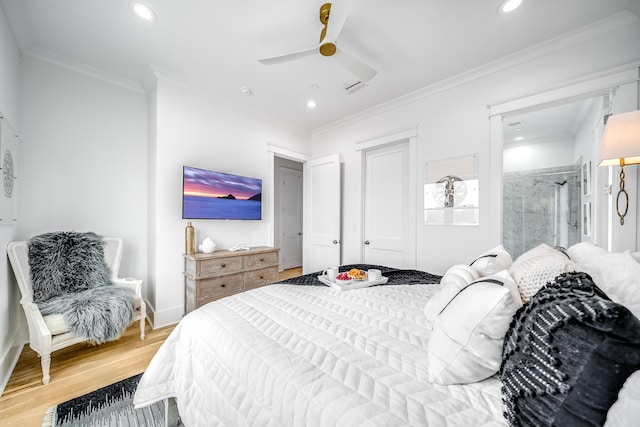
183, 246, 279, 314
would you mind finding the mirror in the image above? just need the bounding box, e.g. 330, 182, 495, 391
501, 96, 606, 258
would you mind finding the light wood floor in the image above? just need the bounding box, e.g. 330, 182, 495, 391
0, 267, 303, 426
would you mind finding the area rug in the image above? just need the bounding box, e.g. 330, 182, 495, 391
42, 373, 175, 427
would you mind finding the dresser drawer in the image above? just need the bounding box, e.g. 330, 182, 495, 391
197, 256, 243, 277
197, 273, 244, 300
244, 251, 278, 269
244, 266, 278, 290
184, 247, 279, 314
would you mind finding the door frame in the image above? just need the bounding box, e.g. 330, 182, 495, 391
355, 125, 418, 267
267, 144, 310, 267
488, 63, 640, 252
278, 165, 303, 270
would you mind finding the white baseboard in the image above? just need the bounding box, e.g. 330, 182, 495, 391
144, 299, 182, 329
0, 335, 25, 397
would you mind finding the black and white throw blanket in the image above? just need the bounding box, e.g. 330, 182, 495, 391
28, 231, 136, 344
500, 271, 640, 427
278, 263, 442, 286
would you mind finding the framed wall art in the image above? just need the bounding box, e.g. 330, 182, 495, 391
0, 114, 19, 224
424, 154, 479, 226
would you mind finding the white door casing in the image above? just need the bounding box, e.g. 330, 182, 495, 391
488, 64, 640, 252
363, 142, 414, 268
307, 154, 341, 272
279, 166, 303, 270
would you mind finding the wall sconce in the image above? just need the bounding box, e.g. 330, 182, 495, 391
598, 110, 640, 225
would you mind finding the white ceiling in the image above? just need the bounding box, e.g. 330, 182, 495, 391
503, 98, 597, 146
1, 0, 639, 133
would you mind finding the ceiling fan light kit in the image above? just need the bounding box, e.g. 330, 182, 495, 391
258, 1, 378, 84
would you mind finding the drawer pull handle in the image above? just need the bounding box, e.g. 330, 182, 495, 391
221, 263, 226, 267
260, 276, 264, 279
259, 258, 264, 262
221, 284, 226, 288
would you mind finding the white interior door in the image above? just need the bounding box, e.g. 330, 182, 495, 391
363, 142, 415, 268
307, 154, 341, 272
279, 166, 303, 270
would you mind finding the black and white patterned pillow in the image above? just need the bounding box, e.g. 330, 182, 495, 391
500, 272, 640, 427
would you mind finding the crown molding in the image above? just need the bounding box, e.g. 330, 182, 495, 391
146, 65, 311, 138
0, 0, 32, 52
312, 10, 639, 137
24, 47, 144, 93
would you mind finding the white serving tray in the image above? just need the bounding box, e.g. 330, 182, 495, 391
317, 275, 389, 291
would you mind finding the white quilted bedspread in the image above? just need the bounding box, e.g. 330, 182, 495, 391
134, 284, 506, 426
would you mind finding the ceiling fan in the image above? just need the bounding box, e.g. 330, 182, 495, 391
258, 1, 377, 83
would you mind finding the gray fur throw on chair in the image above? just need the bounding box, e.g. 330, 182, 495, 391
28, 231, 136, 344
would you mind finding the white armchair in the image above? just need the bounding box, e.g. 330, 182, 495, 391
7, 237, 146, 384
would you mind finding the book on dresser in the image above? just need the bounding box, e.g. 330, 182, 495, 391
183, 246, 280, 314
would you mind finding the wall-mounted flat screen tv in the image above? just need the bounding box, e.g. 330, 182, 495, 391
182, 166, 262, 220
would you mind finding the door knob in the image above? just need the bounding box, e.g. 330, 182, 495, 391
332, 240, 339, 244
364, 240, 370, 245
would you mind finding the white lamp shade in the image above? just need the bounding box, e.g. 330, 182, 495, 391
599, 110, 640, 167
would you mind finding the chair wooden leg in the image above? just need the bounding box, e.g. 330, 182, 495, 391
41, 354, 51, 385
139, 317, 146, 340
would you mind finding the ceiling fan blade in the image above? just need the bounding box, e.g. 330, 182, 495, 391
323, 0, 354, 43
334, 48, 377, 82
258, 46, 318, 65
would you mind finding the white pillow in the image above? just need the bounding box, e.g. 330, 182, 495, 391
424, 264, 479, 327
509, 244, 579, 302
469, 244, 513, 276
605, 370, 640, 426
568, 242, 640, 319
427, 270, 523, 385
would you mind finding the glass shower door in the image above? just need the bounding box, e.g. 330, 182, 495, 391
503, 166, 580, 259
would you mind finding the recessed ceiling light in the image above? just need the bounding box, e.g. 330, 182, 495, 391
514, 136, 524, 141
130, 2, 157, 22
307, 100, 317, 108
240, 87, 252, 96
497, 0, 523, 15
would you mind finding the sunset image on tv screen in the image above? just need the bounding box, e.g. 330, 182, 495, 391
183, 166, 262, 220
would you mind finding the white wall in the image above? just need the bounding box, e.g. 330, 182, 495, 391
0, 3, 23, 395
147, 73, 310, 326
18, 57, 148, 279
573, 98, 604, 245
311, 19, 640, 275
503, 136, 576, 173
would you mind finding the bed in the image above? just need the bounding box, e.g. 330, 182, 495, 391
134, 245, 640, 426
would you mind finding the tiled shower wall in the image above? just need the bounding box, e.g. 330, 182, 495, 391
503, 165, 581, 259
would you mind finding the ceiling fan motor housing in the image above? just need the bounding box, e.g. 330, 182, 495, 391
320, 3, 331, 24
258, 1, 377, 83
319, 3, 337, 56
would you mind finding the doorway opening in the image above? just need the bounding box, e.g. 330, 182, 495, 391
274, 156, 304, 271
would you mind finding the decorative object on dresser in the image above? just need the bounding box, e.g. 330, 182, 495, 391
184, 221, 195, 255
199, 237, 216, 254
183, 246, 279, 313
7, 232, 146, 384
